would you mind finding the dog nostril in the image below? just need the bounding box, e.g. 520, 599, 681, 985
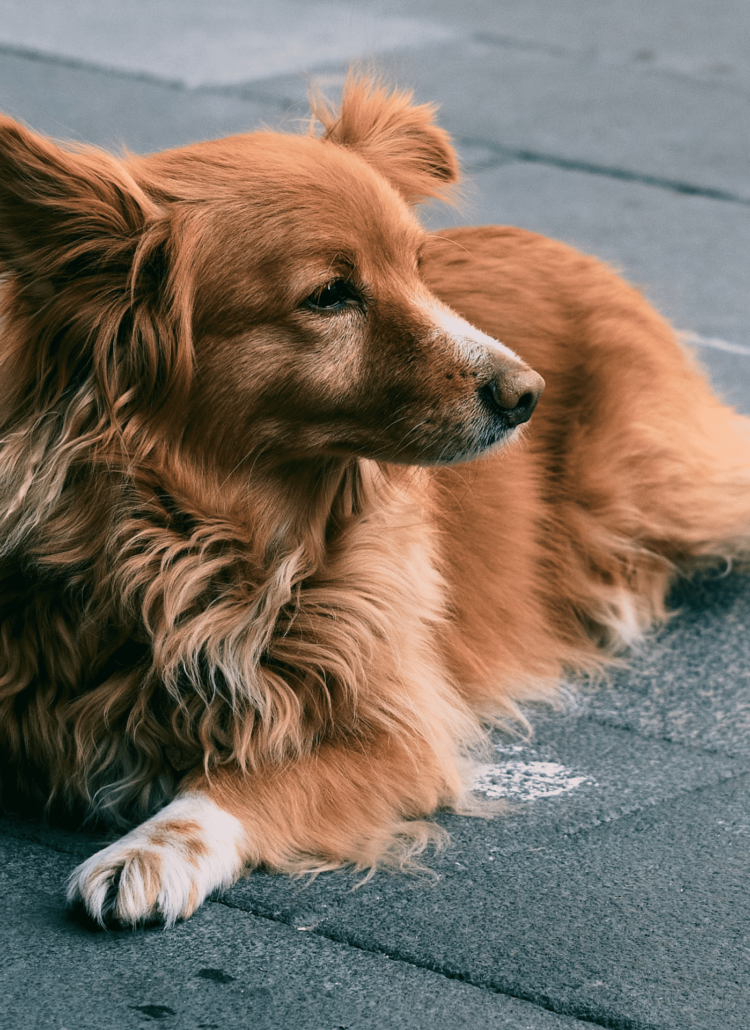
479, 373, 544, 428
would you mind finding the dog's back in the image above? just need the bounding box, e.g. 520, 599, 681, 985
426, 225, 750, 706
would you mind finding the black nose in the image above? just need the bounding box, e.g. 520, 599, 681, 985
479, 367, 545, 428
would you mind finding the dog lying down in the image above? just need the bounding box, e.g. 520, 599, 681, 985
0, 76, 748, 927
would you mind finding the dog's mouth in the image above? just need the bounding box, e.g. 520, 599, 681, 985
364, 396, 541, 468
385, 365, 545, 466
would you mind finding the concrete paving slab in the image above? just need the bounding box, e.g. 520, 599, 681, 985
0, 0, 455, 87
586, 571, 750, 758
4, 707, 746, 1029
212, 712, 746, 938
484, 714, 748, 853
0, 48, 285, 154
354, 0, 750, 81
222, 775, 750, 1030
5, 4, 749, 202
7, 0, 749, 97
0, 835, 600, 1030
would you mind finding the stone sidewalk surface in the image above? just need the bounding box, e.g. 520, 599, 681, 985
1, 3, 749, 1029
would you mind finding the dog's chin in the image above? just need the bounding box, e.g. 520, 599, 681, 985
384, 423, 522, 468
429, 429, 521, 467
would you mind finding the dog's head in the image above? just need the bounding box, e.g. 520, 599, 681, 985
0, 77, 542, 472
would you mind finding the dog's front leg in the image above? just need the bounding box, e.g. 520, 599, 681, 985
68, 732, 458, 927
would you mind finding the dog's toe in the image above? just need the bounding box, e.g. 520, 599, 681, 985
68, 845, 170, 926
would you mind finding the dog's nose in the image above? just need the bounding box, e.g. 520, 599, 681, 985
479, 365, 545, 428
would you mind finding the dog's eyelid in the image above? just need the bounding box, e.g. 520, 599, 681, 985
303, 278, 363, 313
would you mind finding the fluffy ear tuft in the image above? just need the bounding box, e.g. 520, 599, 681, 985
311, 74, 460, 205
0, 114, 163, 303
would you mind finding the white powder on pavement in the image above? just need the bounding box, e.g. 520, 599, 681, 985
472, 745, 594, 801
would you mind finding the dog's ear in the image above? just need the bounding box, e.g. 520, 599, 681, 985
313, 75, 460, 205
0, 114, 164, 306
0, 115, 192, 420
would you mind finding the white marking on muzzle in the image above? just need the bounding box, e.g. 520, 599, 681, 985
421, 299, 522, 364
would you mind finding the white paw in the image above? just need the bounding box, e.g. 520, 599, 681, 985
67, 794, 246, 927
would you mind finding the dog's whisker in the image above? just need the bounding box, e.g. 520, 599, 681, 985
427, 234, 475, 258
219, 451, 254, 489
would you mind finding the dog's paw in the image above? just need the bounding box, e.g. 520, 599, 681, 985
67, 794, 246, 927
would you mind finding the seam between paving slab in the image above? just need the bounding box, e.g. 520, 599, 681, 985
454, 134, 750, 205
0, 40, 189, 90
581, 708, 750, 760
1, 40, 748, 211
5, 27, 746, 100
212, 893, 656, 1030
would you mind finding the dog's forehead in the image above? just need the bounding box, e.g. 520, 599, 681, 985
144, 133, 412, 214
138, 132, 423, 269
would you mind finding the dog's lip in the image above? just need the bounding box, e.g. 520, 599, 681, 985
379, 421, 521, 466
421, 435, 519, 467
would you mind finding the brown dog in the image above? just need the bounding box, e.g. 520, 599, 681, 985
0, 77, 747, 926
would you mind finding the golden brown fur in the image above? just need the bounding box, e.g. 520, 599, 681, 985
0, 76, 749, 924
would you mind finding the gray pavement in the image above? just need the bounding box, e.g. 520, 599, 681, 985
1, 3, 749, 1028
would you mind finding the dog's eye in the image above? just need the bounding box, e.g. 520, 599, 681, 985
304, 280, 360, 312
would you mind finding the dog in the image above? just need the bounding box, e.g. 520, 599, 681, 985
0, 76, 748, 927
